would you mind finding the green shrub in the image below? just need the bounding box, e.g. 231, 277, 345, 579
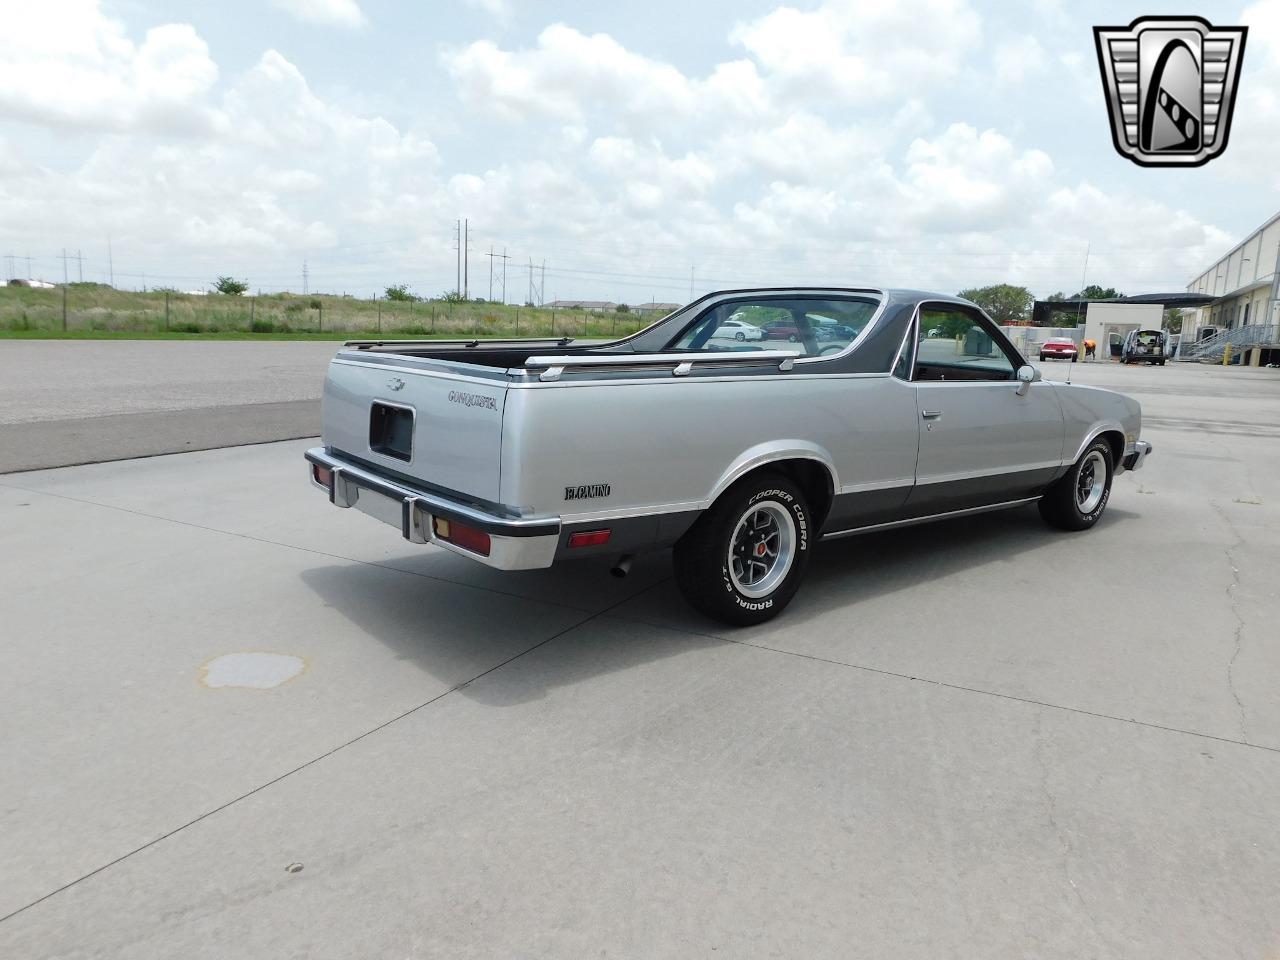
251, 319, 276, 333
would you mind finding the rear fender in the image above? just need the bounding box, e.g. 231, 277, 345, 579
709, 441, 840, 503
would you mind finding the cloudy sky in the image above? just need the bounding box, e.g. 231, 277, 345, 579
0, 0, 1276, 302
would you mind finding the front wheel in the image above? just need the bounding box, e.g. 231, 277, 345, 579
1039, 353, 1047, 362
735, 331, 745, 341
1039, 440, 1113, 531
673, 473, 812, 626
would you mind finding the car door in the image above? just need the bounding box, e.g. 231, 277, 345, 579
905, 302, 1065, 516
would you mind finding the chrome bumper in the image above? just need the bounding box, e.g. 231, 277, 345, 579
305, 447, 560, 570
1120, 440, 1153, 473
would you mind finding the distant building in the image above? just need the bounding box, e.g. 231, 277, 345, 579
1185, 210, 1280, 338
546, 300, 617, 311
632, 301, 683, 315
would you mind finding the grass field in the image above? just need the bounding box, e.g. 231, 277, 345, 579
0, 284, 659, 340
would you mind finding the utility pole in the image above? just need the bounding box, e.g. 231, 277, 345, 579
453, 219, 461, 298
528, 257, 534, 307
302, 261, 309, 295
2, 254, 12, 281
76, 248, 84, 283
463, 218, 470, 301
59, 248, 69, 285
487, 244, 494, 301
23, 253, 32, 280
107, 237, 114, 288
540, 260, 546, 307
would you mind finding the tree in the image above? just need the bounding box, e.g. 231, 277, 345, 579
438, 290, 465, 303
1163, 307, 1186, 333
615, 303, 630, 313
1073, 284, 1124, 300
956, 284, 1034, 325
214, 276, 249, 296
384, 284, 418, 302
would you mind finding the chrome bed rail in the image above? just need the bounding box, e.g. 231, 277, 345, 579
524, 350, 799, 382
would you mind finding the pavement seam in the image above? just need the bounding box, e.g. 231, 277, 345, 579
0, 480, 601, 614
602, 612, 1280, 758
0, 577, 670, 926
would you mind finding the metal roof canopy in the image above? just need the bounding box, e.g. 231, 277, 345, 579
1031, 293, 1214, 326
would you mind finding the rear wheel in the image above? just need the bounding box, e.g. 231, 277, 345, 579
673, 473, 812, 626
787, 334, 798, 343
735, 331, 746, 341
1039, 353, 1047, 362
1039, 440, 1113, 531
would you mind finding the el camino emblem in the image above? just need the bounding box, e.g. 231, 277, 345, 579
1094, 16, 1247, 167
565, 483, 611, 501
387, 377, 405, 391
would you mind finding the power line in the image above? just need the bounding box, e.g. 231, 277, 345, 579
485, 247, 512, 303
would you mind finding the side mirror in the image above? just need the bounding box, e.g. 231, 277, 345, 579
1015, 364, 1040, 396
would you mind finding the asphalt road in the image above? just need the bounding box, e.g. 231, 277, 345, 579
0, 340, 341, 472
1, 357, 1279, 957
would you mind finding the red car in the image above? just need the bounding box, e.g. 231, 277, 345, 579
1039, 337, 1078, 362
760, 319, 801, 341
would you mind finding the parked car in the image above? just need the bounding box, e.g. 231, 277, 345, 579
712, 319, 765, 342
760, 319, 802, 341
307, 287, 1151, 625
1039, 337, 1078, 362
1122, 329, 1168, 366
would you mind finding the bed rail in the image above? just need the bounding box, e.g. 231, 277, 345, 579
524, 350, 798, 382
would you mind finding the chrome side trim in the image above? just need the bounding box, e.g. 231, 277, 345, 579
915, 460, 1062, 485
821, 497, 1041, 540
561, 498, 708, 524
838, 477, 914, 495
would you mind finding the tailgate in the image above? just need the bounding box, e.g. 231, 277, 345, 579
321, 354, 508, 503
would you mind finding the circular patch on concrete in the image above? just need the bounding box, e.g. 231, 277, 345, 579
199, 652, 306, 690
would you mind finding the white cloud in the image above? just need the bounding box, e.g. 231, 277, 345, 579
729, 0, 981, 104
270, 0, 366, 29
0, 2, 219, 134
994, 35, 1047, 83
444, 25, 697, 125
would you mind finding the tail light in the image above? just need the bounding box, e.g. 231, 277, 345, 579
312, 464, 333, 487
567, 529, 611, 548
433, 517, 491, 556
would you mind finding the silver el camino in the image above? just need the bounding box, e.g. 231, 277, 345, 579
307, 288, 1151, 625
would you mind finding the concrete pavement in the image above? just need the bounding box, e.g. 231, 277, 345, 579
1, 360, 1279, 957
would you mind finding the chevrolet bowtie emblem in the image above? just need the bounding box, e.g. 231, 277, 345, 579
1094, 16, 1247, 167
387, 377, 405, 391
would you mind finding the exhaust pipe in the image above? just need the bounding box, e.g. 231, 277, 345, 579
610, 555, 634, 579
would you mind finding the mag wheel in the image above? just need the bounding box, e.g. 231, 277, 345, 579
1039, 440, 1113, 531
735, 331, 746, 341
673, 473, 812, 626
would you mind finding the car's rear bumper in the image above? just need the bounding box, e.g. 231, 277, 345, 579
305, 447, 560, 570
1120, 440, 1153, 473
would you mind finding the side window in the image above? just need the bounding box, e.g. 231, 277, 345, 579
913, 306, 1018, 381
666, 297, 878, 358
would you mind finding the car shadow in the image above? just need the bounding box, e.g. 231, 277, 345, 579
618, 503, 1138, 637
299, 503, 1144, 705
298, 551, 720, 708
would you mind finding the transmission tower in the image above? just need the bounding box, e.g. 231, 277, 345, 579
302, 261, 310, 295
485, 247, 511, 303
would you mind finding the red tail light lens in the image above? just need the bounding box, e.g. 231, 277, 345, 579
312, 464, 333, 487
567, 529, 611, 548
432, 517, 491, 556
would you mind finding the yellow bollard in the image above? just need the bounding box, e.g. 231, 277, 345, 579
1223, 342, 1232, 366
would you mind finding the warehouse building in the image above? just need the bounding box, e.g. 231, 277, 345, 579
1185, 211, 1280, 341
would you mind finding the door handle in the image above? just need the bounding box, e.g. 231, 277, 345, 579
921, 410, 943, 420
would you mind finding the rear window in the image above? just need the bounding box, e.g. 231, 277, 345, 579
665, 296, 880, 358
